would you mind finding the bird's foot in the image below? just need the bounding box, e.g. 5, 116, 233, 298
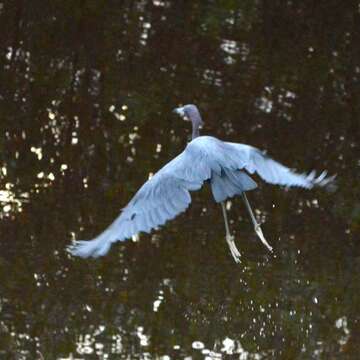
254, 224, 273, 252
226, 234, 241, 263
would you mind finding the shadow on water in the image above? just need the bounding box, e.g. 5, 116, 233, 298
0, 1, 359, 359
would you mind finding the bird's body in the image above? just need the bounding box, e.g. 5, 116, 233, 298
68, 105, 333, 261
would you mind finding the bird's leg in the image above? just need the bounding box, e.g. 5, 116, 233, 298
221, 202, 241, 263
241, 193, 273, 252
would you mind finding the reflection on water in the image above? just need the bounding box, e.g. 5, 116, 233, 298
0, 1, 359, 359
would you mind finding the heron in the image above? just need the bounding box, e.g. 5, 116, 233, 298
68, 104, 333, 262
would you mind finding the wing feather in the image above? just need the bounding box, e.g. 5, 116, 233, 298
226, 142, 335, 188
68, 140, 212, 258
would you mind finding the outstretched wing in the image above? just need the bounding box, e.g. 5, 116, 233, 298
68, 140, 213, 258
226, 142, 335, 188
68, 135, 334, 258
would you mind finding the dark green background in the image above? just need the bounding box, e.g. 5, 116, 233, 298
0, 1, 359, 358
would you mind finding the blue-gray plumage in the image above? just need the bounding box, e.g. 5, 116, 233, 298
68, 104, 334, 262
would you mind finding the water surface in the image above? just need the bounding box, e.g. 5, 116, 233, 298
0, 1, 359, 359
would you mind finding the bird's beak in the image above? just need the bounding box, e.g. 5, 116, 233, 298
173, 107, 189, 121
173, 107, 188, 120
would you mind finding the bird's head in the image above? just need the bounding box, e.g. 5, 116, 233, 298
173, 104, 204, 129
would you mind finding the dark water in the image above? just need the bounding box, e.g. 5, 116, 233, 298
0, 1, 359, 359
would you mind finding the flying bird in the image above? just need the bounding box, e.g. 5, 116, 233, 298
68, 104, 334, 262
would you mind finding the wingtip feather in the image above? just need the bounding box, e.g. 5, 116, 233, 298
306, 170, 336, 189
67, 237, 112, 258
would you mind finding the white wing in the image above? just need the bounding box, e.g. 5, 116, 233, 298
226, 142, 335, 188
68, 137, 218, 258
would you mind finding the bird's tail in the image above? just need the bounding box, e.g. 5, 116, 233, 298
211, 169, 257, 203
67, 230, 114, 258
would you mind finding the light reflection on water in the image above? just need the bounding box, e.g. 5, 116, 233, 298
57, 317, 352, 359
64, 334, 265, 359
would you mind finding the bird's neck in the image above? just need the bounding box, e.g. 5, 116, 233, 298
192, 123, 200, 140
